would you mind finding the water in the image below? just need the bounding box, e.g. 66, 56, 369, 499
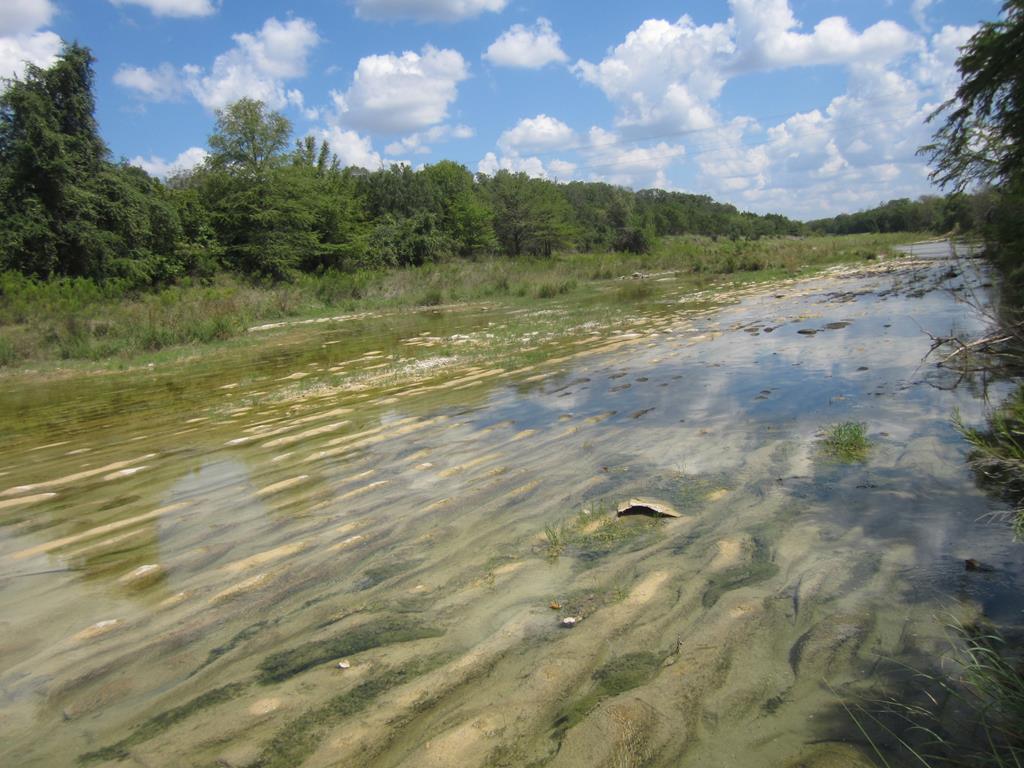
1, 242, 1021, 767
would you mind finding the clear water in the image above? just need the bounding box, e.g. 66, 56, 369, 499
1, 242, 1021, 767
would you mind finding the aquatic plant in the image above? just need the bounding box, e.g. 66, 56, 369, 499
821, 421, 871, 462
839, 621, 1024, 767
253, 655, 450, 768
78, 682, 249, 764
955, 395, 1024, 539
541, 508, 662, 560
257, 618, 444, 684
553, 652, 663, 735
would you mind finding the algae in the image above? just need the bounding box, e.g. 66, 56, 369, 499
257, 618, 444, 684
553, 652, 664, 735
252, 655, 449, 768
78, 682, 249, 764
702, 536, 779, 609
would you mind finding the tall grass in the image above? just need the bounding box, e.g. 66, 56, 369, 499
0, 232, 917, 367
955, 392, 1024, 540
841, 621, 1024, 767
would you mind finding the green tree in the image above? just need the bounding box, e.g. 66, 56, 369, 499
201, 99, 314, 279
0, 43, 182, 283
921, 1, 1024, 281
208, 98, 291, 180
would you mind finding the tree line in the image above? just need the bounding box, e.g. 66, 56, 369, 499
0, 44, 809, 288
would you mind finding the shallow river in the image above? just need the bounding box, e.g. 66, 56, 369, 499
2, 242, 1022, 767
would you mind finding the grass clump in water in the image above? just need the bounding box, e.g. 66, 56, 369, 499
820, 421, 871, 462
78, 682, 249, 764
541, 507, 662, 560
257, 618, 444, 684
956, 392, 1024, 539
553, 652, 663, 734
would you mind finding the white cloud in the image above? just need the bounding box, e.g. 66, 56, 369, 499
916, 24, 976, 101
498, 114, 575, 154
574, 16, 733, 132
129, 146, 208, 177
113, 63, 184, 101
332, 45, 468, 134
0, 0, 55, 36
483, 17, 567, 69
0, 0, 59, 80
116, 17, 319, 111
109, 0, 216, 18
911, 0, 937, 31
0, 30, 60, 79
383, 123, 473, 156
316, 126, 382, 170
353, 0, 507, 23
729, 0, 920, 71
584, 126, 685, 188
548, 159, 577, 180
477, 151, 550, 179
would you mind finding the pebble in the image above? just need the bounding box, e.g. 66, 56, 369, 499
561, 616, 580, 627
337, 660, 351, 669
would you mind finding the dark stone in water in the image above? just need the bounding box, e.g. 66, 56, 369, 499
824, 321, 850, 330
964, 558, 995, 573
797, 329, 818, 336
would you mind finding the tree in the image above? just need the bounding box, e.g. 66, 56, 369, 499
0, 43, 182, 283
208, 98, 291, 180
921, 0, 1024, 192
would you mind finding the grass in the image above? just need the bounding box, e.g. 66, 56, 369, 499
838, 621, 1024, 767
956, 391, 1024, 539
0, 232, 920, 370
542, 506, 663, 560
821, 421, 871, 462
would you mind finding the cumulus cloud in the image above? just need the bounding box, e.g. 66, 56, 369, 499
916, 25, 977, 101
316, 126, 382, 170
130, 146, 208, 178
483, 17, 567, 69
583, 127, 685, 188
353, 0, 506, 23
574, 16, 732, 132
331, 45, 468, 134
497, 114, 575, 154
109, 0, 216, 18
0, 0, 55, 36
729, 0, 920, 71
0, 0, 60, 79
113, 63, 184, 100
0, 30, 60, 79
477, 151, 553, 179
383, 123, 473, 156
115, 17, 319, 111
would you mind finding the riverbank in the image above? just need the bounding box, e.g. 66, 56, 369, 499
0, 233, 921, 374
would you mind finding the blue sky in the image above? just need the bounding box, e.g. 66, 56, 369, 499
0, 0, 1000, 219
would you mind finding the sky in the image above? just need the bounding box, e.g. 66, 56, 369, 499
0, 0, 1000, 220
